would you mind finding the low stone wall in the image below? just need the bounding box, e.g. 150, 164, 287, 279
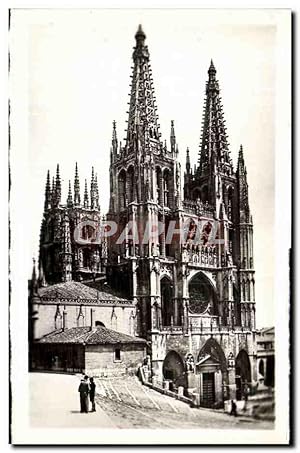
138, 366, 194, 406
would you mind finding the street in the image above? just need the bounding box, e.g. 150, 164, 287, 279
30, 372, 274, 430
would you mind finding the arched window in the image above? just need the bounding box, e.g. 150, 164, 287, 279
81, 225, 95, 241
235, 349, 251, 400
82, 249, 90, 269
156, 167, 161, 204
188, 272, 217, 315
201, 185, 208, 203
161, 277, 174, 326
163, 351, 187, 388
227, 186, 234, 221
242, 280, 246, 301
127, 166, 135, 203
118, 169, 126, 210
163, 170, 171, 207
259, 359, 264, 377
95, 321, 105, 327
192, 187, 201, 201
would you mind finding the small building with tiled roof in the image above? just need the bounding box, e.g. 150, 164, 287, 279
29, 280, 147, 376
30, 281, 137, 340
32, 325, 147, 376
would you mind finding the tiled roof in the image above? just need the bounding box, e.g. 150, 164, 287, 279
37, 281, 132, 305
37, 326, 147, 345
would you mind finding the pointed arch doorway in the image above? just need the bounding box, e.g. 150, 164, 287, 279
197, 338, 227, 408
235, 349, 251, 400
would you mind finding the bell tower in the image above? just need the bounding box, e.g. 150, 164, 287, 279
107, 25, 182, 335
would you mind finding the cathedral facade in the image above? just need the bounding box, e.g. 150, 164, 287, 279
31, 25, 257, 408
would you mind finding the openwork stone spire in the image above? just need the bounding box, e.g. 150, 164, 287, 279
67, 180, 73, 208
44, 170, 51, 211
53, 164, 61, 207
74, 162, 81, 206
83, 179, 89, 208
125, 25, 161, 153
199, 61, 232, 176
237, 144, 251, 223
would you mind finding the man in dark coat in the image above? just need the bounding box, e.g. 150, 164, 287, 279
230, 399, 237, 417
78, 375, 90, 413
89, 377, 96, 412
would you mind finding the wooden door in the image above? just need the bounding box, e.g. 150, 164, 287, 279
202, 372, 215, 408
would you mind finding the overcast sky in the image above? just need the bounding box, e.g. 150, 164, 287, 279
11, 9, 280, 327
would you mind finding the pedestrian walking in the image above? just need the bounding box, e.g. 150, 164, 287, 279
78, 375, 90, 413
89, 377, 96, 412
230, 399, 237, 417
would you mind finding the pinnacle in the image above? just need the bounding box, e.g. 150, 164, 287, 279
135, 24, 146, 46
56, 164, 60, 180
208, 59, 216, 73
135, 24, 146, 39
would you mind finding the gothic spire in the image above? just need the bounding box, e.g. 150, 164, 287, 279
237, 144, 245, 168
31, 258, 38, 296
186, 147, 191, 173
94, 173, 100, 210
199, 61, 232, 176
74, 162, 81, 206
237, 144, 251, 223
38, 259, 47, 287
67, 180, 73, 208
112, 120, 118, 155
90, 167, 98, 210
51, 176, 55, 207
83, 179, 89, 208
125, 25, 161, 153
170, 120, 176, 153
53, 164, 61, 207
44, 170, 51, 211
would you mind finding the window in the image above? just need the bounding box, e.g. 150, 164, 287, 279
114, 348, 121, 361
95, 321, 105, 327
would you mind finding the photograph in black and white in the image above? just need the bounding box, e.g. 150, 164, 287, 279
9, 9, 291, 445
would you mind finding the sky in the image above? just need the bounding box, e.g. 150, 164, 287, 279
10, 9, 278, 327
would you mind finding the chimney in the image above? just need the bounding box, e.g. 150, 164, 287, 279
90, 308, 95, 331
62, 310, 67, 331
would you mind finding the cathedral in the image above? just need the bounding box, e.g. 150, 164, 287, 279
29, 25, 257, 408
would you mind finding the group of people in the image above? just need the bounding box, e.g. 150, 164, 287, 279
78, 375, 96, 413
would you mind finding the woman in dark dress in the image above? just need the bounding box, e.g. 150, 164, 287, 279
89, 377, 96, 412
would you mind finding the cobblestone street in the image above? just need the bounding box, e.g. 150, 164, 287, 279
94, 376, 274, 429
30, 372, 274, 430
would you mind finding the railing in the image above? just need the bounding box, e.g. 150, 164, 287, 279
182, 245, 219, 267
182, 200, 214, 217
160, 325, 184, 333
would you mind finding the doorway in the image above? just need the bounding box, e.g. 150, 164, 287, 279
202, 372, 215, 408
